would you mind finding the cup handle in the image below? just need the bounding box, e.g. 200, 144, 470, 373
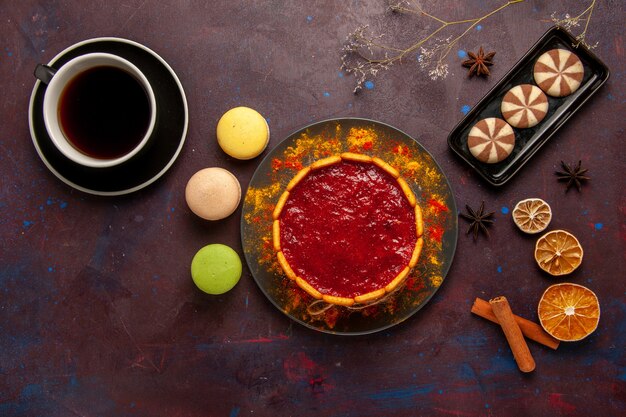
34, 64, 57, 85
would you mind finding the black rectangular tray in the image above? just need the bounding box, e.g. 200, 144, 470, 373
447, 26, 610, 186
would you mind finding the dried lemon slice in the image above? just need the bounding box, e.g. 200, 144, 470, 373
535, 230, 583, 276
512, 198, 552, 234
538, 283, 600, 341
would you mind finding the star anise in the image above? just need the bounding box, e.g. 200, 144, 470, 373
462, 47, 495, 77
555, 160, 590, 192
460, 201, 495, 240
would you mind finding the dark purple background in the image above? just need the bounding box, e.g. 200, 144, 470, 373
1, 1, 624, 416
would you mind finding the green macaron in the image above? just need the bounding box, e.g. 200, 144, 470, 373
191, 244, 242, 295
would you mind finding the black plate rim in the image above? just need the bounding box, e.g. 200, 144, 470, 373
447, 25, 610, 187
28, 37, 189, 196
241, 117, 458, 336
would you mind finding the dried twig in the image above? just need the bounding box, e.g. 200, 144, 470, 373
341, 0, 525, 92
551, 0, 598, 48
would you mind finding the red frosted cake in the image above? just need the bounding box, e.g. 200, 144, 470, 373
272, 153, 424, 306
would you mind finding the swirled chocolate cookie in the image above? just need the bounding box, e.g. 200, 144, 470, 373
501, 84, 549, 128
467, 118, 515, 164
533, 49, 584, 97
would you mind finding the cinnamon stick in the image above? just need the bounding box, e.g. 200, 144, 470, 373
489, 296, 536, 373
471, 297, 559, 350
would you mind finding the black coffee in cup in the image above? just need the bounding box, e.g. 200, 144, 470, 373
59, 65, 151, 159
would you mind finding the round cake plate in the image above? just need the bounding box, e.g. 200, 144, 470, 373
241, 118, 458, 335
28, 37, 189, 196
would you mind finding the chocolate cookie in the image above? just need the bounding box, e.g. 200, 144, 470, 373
467, 118, 515, 164
534, 49, 584, 97
501, 84, 549, 128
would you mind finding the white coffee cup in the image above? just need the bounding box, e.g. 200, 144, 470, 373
35, 53, 156, 168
